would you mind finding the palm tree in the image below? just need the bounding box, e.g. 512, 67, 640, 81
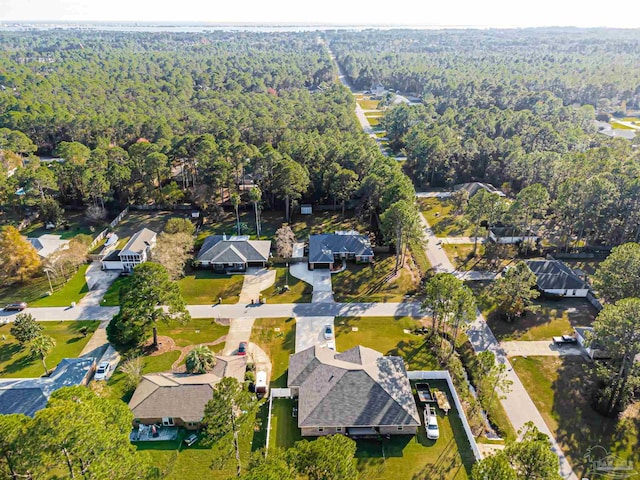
186, 345, 216, 374
230, 193, 241, 236
30, 334, 56, 376
248, 186, 262, 239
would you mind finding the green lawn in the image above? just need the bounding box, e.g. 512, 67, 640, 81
485, 297, 598, 341
0, 321, 99, 377
101, 275, 130, 306
357, 98, 380, 110
177, 270, 244, 305
22, 211, 106, 240
250, 317, 296, 387
332, 255, 420, 303
418, 198, 476, 237
336, 316, 419, 355
512, 356, 639, 476
156, 319, 229, 348
367, 116, 381, 126
0, 264, 89, 307
260, 266, 312, 304
269, 398, 303, 449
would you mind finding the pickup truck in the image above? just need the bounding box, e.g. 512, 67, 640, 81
552, 334, 578, 346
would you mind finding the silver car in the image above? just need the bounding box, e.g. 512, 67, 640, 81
94, 361, 111, 381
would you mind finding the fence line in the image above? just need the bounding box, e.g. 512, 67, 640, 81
88, 228, 109, 251
265, 392, 274, 457
109, 206, 129, 228
407, 370, 482, 461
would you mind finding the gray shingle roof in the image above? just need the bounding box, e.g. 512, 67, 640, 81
525, 260, 588, 291
308, 233, 373, 264
288, 345, 420, 428
197, 236, 271, 264
129, 356, 247, 422
120, 228, 157, 256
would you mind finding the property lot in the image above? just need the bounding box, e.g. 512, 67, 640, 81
21, 211, 107, 240
259, 266, 312, 304
250, 317, 295, 387
418, 198, 476, 237
485, 297, 598, 341
113, 210, 190, 243
0, 320, 99, 378
332, 254, 421, 303
512, 356, 639, 476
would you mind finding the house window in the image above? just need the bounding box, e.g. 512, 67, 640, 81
318, 427, 324, 432
336, 427, 342, 432
397, 426, 403, 431
162, 417, 175, 426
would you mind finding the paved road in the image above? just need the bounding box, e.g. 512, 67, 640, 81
441, 237, 487, 245
418, 212, 455, 273
416, 191, 452, 198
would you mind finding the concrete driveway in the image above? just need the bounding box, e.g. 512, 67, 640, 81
82, 262, 120, 307
222, 317, 255, 355
295, 316, 335, 353
290, 262, 334, 303
500, 341, 584, 357
238, 268, 276, 304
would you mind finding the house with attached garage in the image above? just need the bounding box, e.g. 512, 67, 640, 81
128, 355, 246, 430
308, 231, 374, 270
525, 259, 590, 297
288, 345, 421, 437
100, 228, 157, 271
195, 235, 271, 272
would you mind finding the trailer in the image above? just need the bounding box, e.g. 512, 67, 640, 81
415, 383, 435, 404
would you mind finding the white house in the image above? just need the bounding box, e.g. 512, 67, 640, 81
101, 228, 157, 271
489, 226, 539, 245
525, 259, 590, 298
27, 234, 70, 258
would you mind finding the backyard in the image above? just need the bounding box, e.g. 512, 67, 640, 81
21, 211, 107, 240
511, 356, 639, 476
332, 254, 421, 303
418, 198, 476, 237
260, 266, 312, 304
0, 320, 99, 377
0, 264, 89, 307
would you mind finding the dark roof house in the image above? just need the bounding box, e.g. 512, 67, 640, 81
0, 357, 95, 417
525, 259, 590, 297
288, 345, 420, 437
129, 355, 246, 429
196, 235, 271, 271
308, 231, 374, 269
453, 182, 506, 197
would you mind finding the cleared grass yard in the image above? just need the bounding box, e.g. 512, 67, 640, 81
0, 321, 99, 377
250, 317, 295, 387
418, 198, 475, 237
177, 270, 244, 305
260, 266, 312, 303
357, 98, 380, 110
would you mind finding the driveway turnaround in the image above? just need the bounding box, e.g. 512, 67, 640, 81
238, 268, 276, 304
500, 341, 584, 357
290, 262, 334, 303
295, 316, 335, 353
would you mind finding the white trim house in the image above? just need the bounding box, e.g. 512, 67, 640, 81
101, 228, 157, 271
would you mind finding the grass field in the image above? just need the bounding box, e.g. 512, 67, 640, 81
0, 264, 89, 307
21, 211, 106, 240
512, 356, 639, 476
260, 266, 312, 303
332, 255, 420, 303
0, 320, 99, 377
156, 318, 229, 348
177, 270, 244, 304
250, 317, 295, 387
418, 198, 476, 237
485, 297, 598, 341
357, 98, 380, 110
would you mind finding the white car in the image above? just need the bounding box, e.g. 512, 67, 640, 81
324, 325, 334, 340
426, 407, 439, 440
94, 361, 111, 381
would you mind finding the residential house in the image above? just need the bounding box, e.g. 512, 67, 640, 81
100, 228, 157, 271
0, 357, 95, 416
525, 259, 590, 297
27, 234, 70, 258
128, 356, 246, 430
489, 226, 539, 245
196, 235, 271, 272
308, 231, 374, 270
288, 345, 421, 437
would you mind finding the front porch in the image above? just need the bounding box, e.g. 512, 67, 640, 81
130, 424, 179, 442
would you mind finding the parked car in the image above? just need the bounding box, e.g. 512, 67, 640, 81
94, 361, 111, 381
237, 342, 248, 356
184, 433, 199, 447
3, 302, 27, 311
553, 335, 578, 346
425, 406, 440, 440
326, 341, 336, 351
324, 325, 334, 340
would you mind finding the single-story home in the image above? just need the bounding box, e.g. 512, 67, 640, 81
574, 327, 609, 360
288, 345, 421, 437
525, 259, 590, 297
0, 357, 95, 417
453, 182, 506, 198
308, 231, 374, 270
27, 234, 70, 258
489, 226, 539, 245
129, 355, 246, 430
196, 235, 271, 272
101, 228, 157, 271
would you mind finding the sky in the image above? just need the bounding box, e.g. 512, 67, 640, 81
0, 0, 639, 28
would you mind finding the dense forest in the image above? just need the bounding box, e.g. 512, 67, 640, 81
329, 29, 640, 246
0, 31, 413, 234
